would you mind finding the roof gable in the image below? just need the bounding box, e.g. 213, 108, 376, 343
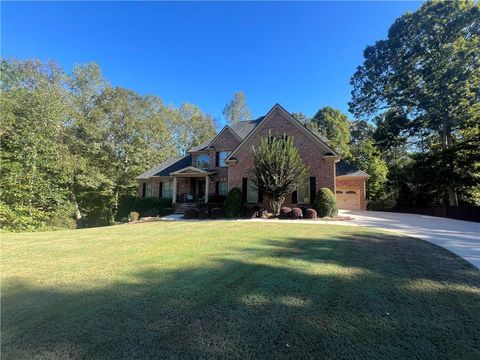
336, 160, 370, 178
226, 103, 338, 160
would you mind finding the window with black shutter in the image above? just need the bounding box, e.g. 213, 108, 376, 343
142, 183, 146, 198
309, 177, 316, 204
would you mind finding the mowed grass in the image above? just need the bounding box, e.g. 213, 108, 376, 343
2, 221, 479, 359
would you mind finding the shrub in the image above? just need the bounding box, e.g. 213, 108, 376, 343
291, 207, 303, 219
198, 207, 209, 219
116, 195, 137, 222
129, 211, 139, 222
133, 197, 172, 217
161, 207, 174, 216
184, 208, 199, 219
313, 188, 338, 218
367, 193, 396, 211
245, 206, 259, 219
305, 208, 317, 220
280, 207, 292, 218
210, 207, 223, 218
300, 206, 308, 218
224, 188, 243, 218
257, 208, 269, 219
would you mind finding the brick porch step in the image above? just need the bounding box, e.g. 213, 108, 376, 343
174, 203, 197, 214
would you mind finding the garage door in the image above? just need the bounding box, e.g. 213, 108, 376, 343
336, 189, 360, 210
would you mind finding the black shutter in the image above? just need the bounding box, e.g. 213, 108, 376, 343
142, 183, 146, 198
310, 177, 316, 204
292, 190, 297, 204
242, 178, 248, 202
215, 181, 219, 196
258, 186, 263, 203
159, 182, 163, 198
215, 152, 220, 167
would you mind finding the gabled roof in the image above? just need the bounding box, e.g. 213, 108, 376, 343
336, 160, 370, 178
231, 117, 264, 139
136, 154, 192, 179
188, 139, 212, 153
226, 103, 338, 161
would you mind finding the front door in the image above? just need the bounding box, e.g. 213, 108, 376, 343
196, 179, 206, 200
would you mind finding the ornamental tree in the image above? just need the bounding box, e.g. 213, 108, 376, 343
250, 134, 307, 215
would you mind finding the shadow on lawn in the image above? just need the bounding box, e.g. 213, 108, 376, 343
2, 231, 479, 359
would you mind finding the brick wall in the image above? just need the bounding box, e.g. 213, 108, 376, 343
228, 107, 336, 208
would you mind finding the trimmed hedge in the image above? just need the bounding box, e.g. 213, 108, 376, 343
305, 208, 317, 219
198, 207, 209, 219
132, 197, 172, 217
280, 207, 292, 218
291, 207, 303, 219
210, 207, 223, 218
224, 188, 243, 218
161, 207, 174, 216
313, 188, 338, 218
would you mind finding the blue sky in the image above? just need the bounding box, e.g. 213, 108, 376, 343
2, 1, 421, 125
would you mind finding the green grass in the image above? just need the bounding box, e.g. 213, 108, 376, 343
2, 221, 479, 359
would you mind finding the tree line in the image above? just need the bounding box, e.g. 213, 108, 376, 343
294, 0, 480, 210
0, 60, 216, 230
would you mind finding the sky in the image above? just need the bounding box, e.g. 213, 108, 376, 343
2, 1, 422, 125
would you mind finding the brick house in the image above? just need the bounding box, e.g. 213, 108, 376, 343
137, 104, 369, 211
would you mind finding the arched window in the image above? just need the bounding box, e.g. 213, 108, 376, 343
336, 190, 343, 194
346, 190, 356, 194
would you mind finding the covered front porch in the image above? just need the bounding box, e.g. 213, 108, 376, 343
171, 166, 216, 206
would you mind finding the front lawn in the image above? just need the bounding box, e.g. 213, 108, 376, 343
2, 222, 479, 359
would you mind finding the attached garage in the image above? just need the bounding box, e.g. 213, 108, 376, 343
335, 160, 370, 210
336, 189, 361, 210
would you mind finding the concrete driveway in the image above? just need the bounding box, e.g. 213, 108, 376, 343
340, 210, 480, 269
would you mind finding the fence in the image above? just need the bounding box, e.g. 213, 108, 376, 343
388, 206, 480, 222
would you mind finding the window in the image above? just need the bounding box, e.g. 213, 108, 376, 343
297, 178, 310, 204
336, 190, 343, 194
247, 179, 258, 203
163, 180, 173, 198
268, 134, 289, 144
218, 151, 230, 167
219, 181, 228, 196
196, 154, 209, 168
346, 190, 357, 194
145, 182, 152, 197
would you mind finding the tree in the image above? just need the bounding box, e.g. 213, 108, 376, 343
311, 106, 352, 158
291, 112, 310, 125
350, 0, 480, 205
223, 91, 251, 127
350, 119, 374, 146
0, 59, 74, 229
351, 139, 388, 201
172, 102, 216, 155
250, 134, 307, 215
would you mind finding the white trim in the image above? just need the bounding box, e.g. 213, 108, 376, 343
170, 166, 210, 175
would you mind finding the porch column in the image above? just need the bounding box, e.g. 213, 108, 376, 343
205, 175, 209, 204
172, 176, 177, 204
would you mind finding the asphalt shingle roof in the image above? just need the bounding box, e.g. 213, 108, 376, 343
336, 160, 369, 177
136, 155, 192, 179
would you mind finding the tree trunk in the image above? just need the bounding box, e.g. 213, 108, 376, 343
28, 148, 37, 217
439, 126, 458, 206
71, 188, 83, 227
269, 196, 285, 215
